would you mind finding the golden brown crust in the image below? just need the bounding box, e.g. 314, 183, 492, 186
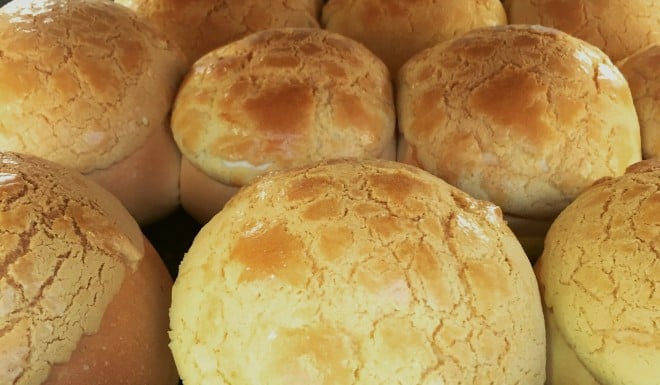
0, 0, 185, 174
537, 158, 660, 385
170, 158, 545, 385
172, 28, 396, 187
322, 0, 507, 75
0, 152, 144, 385
116, 0, 323, 64
504, 0, 660, 62
397, 24, 641, 219
617, 44, 660, 159
42, 238, 177, 385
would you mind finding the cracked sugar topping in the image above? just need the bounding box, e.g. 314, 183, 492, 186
170, 158, 545, 385
537, 158, 660, 385
397, 24, 641, 220
0, 152, 143, 385
172, 27, 395, 187
0, 0, 186, 173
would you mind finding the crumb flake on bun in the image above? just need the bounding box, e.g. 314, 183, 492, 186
0, 0, 187, 224
536, 158, 660, 385
504, 0, 660, 62
0, 152, 177, 385
617, 44, 660, 159
322, 0, 507, 75
172, 28, 396, 222
116, 0, 324, 64
170, 158, 546, 385
397, 24, 642, 220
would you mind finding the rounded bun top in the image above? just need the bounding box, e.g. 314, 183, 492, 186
537, 158, 660, 385
116, 0, 323, 64
0, 152, 144, 385
322, 0, 507, 75
397, 24, 641, 219
504, 0, 660, 61
617, 44, 660, 159
172, 28, 395, 187
0, 0, 186, 173
170, 158, 545, 385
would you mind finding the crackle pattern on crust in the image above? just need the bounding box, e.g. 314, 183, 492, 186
116, 0, 323, 64
617, 44, 660, 159
504, 0, 660, 62
170, 158, 545, 385
536, 158, 660, 385
397, 25, 641, 219
322, 0, 507, 75
0, 152, 144, 385
172, 28, 395, 187
0, 0, 186, 173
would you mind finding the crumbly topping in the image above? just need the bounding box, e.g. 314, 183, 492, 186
397, 25, 641, 219
0, 0, 185, 173
0, 152, 143, 385
172, 28, 395, 186
538, 158, 660, 385
170, 158, 545, 385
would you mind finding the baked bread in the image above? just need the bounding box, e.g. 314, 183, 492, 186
322, 0, 507, 75
543, 307, 602, 385
0, 152, 177, 385
0, 0, 186, 224
170, 158, 546, 385
172, 28, 396, 223
536, 159, 660, 385
116, 0, 323, 64
397, 24, 641, 221
617, 44, 660, 159
503, 0, 660, 62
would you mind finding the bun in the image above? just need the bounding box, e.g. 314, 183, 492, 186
172, 28, 396, 222
536, 158, 660, 385
543, 307, 601, 385
397, 24, 641, 220
170, 158, 546, 385
0, 0, 186, 224
0, 152, 177, 385
322, 0, 506, 75
617, 44, 660, 159
116, 0, 323, 64
504, 0, 660, 61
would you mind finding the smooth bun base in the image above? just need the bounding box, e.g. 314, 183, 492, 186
380, 136, 397, 161
396, 134, 422, 167
180, 157, 240, 224
42, 238, 178, 385
544, 307, 601, 385
180, 141, 396, 225
87, 124, 181, 225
